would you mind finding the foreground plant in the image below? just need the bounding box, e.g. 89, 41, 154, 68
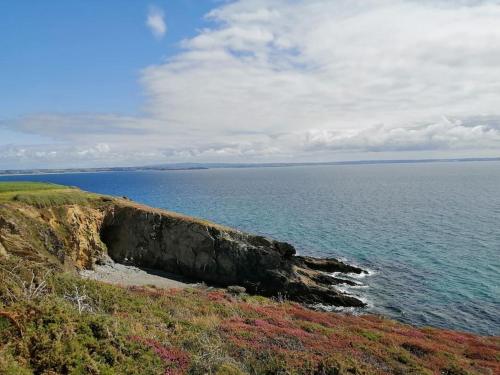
0, 258, 498, 375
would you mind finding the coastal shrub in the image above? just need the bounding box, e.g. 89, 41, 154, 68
401, 342, 433, 358
360, 330, 383, 342
0, 352, 32, 375
215, 362, 246, 375
0, 255, 498, 374
130, 336, 190, 375
6, 298, 164, 374
0, 260, 52, 305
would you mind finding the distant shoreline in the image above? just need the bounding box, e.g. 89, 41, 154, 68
1, 156, 499, 176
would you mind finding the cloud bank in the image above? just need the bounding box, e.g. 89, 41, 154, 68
2, 0, 500, 168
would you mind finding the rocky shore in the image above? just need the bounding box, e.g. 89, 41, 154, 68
99, 201, 367, 306
1, 183, 499, 374
79, 262, 192, 289
0, 189, 366, 307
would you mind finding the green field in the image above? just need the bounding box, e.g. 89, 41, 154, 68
0, 182, 68, 193
0, 182, 100, 207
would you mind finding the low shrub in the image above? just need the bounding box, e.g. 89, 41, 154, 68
0, 256, 498, 374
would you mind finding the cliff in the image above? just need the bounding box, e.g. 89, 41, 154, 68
0, 182, 364, 306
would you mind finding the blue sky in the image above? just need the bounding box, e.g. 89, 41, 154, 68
1, 0, 500, 168
1, 1, 214, 118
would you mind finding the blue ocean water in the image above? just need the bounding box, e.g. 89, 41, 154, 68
1, 162, 499, 335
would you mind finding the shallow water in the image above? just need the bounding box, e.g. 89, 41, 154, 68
2, 161, 499, 335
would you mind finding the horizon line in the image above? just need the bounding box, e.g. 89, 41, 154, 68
1, 156, 499, 176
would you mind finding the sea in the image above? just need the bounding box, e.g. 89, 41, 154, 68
1, 161, 499, 335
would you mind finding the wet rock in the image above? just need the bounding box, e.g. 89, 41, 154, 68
294, 256, 365, 274
309, 272, 358, 286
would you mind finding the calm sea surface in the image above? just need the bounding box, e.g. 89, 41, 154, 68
1, 162, 499, 335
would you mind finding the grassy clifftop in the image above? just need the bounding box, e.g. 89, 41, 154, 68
0, 182, 499, 374
0, 182, 102, 207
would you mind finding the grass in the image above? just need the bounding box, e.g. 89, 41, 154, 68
0, 182, 67, 194
0, 257, 498, 375
0, 182, 104, 207
0, 181, 231, 230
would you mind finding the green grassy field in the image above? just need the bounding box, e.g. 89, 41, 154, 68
0, 182, 68, 193
0, 182, 100, 207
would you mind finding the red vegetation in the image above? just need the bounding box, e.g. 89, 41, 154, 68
206, 290, 233, 302
130, 336, 190, 375
118, 287, 498, 374
215, 296, 499, 374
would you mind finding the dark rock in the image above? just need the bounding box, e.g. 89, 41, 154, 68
0, 216, 20, 234
309, 272, 358, 286
99, 202, 367, 307
294, 256, 365, 274
95, 254, 115, 266
227, 285, 246, 295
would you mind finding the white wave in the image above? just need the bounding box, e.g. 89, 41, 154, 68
331, 267, 378, 280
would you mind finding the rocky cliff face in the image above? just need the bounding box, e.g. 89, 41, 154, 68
101, 202, 366, 306
0, 203, 107, 269
0, 197, 366, 307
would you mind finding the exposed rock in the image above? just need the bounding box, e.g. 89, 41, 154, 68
0, 203, 107, 269
227, 285, 246, 295
63, 205, 107, 268
100, 201, 366, 307
0, 196, 367, 307
294, 256, 365, 274
80, 263, 189, 289
303, 269, 359, 286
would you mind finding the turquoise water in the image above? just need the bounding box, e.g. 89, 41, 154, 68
1, 162, 499, 335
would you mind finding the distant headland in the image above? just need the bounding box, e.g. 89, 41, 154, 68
1, 156, 499, 176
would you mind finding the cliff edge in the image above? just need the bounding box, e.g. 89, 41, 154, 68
0, 182, 365, 307
1, 183, 498, 375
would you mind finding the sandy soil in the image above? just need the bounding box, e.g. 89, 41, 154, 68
80, 263, 194, 289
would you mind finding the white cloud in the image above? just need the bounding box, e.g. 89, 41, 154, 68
3, 0, 500, 167
301, 117, 500, 152
142, 0, 500, 134
146, 6, 166, 39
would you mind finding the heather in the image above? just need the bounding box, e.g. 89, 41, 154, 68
0, 258, 498, 374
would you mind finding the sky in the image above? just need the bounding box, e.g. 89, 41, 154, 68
1, 0, 500, 169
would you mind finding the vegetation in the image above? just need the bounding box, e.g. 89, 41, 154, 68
0, 181, 498, 374
0, 182, 103, 207
0, 182, 67, 194
0, 257, 498, 375
0, 181, 226, 230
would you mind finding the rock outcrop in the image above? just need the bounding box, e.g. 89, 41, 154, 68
100, 202, 366, 307
0, 195, 367, 307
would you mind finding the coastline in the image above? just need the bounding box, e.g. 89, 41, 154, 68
0, 181, 499, 373
2, 156, 499, 177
